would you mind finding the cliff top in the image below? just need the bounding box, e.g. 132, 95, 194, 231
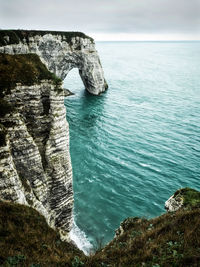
0, 53, 61, 97
0, 29, 94, 46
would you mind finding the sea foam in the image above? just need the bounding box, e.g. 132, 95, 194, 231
69, 220, 93, 255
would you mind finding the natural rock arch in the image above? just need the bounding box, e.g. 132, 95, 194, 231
0, 30, 108, 95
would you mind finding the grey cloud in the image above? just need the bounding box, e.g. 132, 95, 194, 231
0, 0, 200, 36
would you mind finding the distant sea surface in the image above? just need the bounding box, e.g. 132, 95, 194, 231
64, 41, 200, 253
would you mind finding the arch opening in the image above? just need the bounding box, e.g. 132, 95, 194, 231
63, 68, 85, 96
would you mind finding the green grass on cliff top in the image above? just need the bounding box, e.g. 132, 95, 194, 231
0, 188, 200, 266
174, 187, 200, 207
0, 29, 94, 46
0, 53, 61, 97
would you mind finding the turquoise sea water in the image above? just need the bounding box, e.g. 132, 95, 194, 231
64, 41, 200, 252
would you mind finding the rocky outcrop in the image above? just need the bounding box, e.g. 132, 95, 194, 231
165, 193, 184, 212
114, 217, 146, 238
0, 54, 73, 240
165, 187, 200, 212
0, 30, 108, 95
64, 88, 74, 97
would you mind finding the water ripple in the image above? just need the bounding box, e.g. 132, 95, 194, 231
65, 41, 200, 249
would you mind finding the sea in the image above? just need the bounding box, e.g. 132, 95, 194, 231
64, 41, 200, 254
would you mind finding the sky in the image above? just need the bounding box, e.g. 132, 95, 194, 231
0, 0, 200, 41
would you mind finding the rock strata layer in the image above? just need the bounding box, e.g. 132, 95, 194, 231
0, 54, 73, 240
0, 30, 108, 95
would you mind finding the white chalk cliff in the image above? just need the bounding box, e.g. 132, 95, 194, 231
0, 30, 107, 241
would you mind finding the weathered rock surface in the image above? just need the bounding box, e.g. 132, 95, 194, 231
165, 194, 184, 212
0, 30, 108, 95
64, 88, 75, 97
0, 81, 73, 240
0, 54, 73, 240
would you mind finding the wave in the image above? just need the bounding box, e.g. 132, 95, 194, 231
69, 220, 93, 255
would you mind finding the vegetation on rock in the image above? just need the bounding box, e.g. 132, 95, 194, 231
0, 30, 94, 46
0, 30, 19, 46
173, 187, 200, 208
0, 54, 62, 97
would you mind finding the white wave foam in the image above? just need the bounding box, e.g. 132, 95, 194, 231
139, 162, 161, 172
69, 221, 93, 255
139, 162, 151, 168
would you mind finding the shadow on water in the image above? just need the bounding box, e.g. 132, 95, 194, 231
65, 88, 107, 131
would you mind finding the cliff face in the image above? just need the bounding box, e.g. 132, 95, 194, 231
0, 30, 108, 95
0, 54, 73, 240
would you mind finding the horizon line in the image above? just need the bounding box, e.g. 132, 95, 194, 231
96, 40, 200, 42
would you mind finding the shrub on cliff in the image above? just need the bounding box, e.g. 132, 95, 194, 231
0, 54, 62, 97
0, 30, 19, 46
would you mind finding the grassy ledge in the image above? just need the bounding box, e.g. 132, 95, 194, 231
0, 53, 61, 97
0, 30, 94, 46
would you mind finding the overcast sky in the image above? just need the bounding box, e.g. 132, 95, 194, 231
1, 0, 200, 40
